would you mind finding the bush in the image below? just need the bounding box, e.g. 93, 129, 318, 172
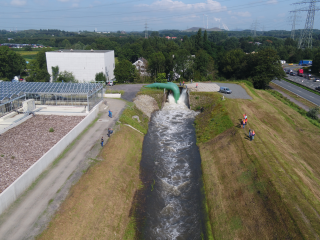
49, 128, 54, 132
307, 107, 319, 120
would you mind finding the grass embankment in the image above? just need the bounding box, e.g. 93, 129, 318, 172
197, 84, 320, 239
270, 82, 318, 109
119, 102, 149, 134
37, 125, 144, 240
105, 89, 125, 95
137, 87, 163, 109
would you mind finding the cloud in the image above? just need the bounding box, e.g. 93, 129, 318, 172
228, 11, 251, 17
138, 0, 227, 12
267, 0, 278, 4
10, 0, 27, 6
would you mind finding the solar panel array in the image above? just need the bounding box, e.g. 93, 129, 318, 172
0, 82, 103, 103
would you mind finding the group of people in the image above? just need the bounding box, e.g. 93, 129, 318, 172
242, 113, 256, 141
101, 128, 114, 147
100, 109, 114, 147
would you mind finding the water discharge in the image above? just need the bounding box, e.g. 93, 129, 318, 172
141, 89, 208, 239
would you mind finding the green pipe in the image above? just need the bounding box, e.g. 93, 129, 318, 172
145, 82, 180, 103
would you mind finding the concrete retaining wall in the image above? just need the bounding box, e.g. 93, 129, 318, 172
0, 101, 102, 215
104, 93, 121, 98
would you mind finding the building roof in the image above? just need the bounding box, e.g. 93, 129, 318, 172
0, 82, 103, 103
51, 49, 113, 53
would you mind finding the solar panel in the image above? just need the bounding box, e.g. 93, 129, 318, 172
0, 82, 103, 101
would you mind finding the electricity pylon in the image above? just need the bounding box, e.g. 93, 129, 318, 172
292, 0, 320, 48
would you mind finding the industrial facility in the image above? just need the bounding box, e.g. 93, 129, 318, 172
46, 49, 115, 83
0, 82, 103, 118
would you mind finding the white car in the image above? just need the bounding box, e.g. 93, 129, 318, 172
314, 79, 320, 82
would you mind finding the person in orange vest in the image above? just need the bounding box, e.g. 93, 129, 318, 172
244, 113, 247, 120
245, 118, 248, 125
183, 81, 185, 86
242, 119, 246, 129
252, 130, 255, 141
196, 83, 198, 88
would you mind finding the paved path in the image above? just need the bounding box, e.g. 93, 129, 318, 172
107, 84, 145, 102
0, 99, 126, 240
272, 79, 320, 106
186, 82, 252, 99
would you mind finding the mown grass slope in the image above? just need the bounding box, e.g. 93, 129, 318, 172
199, 84, 320, 239
37, 125, 144, 240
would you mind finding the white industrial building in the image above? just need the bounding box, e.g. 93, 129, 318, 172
46, 50, 115, 83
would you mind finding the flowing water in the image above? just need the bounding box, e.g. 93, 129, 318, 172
141, 90, 207, 239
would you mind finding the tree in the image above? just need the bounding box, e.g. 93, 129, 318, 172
219, 49, 246, 79
249, 48, 285, 89
195, 29, 203, 50
114, 59, 136, 83
52, 66, 59, 82
312, 50, 320, 73
57, 71, 77, 82
95, 72, 107, 82
0, 46, 26, 80
147, 52, 166, 78
174, 49, 193, 79
23, 45, 32, 51
156, 73, 167, 83
27, 48, 53, 82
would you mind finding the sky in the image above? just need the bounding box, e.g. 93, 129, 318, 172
0, 0, 318, 32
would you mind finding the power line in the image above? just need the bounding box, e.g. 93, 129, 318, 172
292, 0, 320, 48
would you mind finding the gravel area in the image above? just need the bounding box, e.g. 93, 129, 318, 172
133, 95, 159, 118
0, 115, 84, 193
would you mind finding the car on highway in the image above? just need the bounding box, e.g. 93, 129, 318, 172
286, 70, 291, 74
314, 79, 320, 82
220, 87, 232, 94
290, 72, 297, 76
315, 86, 320, 91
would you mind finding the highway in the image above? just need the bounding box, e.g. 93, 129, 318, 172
272, 79, 320, 106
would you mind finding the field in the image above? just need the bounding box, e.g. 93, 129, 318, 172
14, 50, 39, 62
198, 84, 320, 239
37, 125, 144, 240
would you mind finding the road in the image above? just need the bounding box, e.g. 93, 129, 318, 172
0, 99, 126, 240
283, 65, 320, 90
272, 79, 320, 106
107, 84, 145, 101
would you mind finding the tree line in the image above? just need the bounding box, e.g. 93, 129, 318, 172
4, 28, 320, 88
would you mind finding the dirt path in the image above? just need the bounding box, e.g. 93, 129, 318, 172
0, 99, 126, 240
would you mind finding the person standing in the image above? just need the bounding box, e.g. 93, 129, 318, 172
191, 79, 193, 84
183, 81, 185, 86
196, 83, 198, 88
101, 137, 104, 147
242, 119, 245, 129
252, 130, 255, 141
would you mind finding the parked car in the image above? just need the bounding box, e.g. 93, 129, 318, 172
107, 80, 114, 86
220, 87, 232, 94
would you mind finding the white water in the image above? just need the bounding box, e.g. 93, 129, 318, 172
143, 89, 203, 239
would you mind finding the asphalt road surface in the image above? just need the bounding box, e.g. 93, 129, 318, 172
283, 66, 320, 90
272, 79, 320, 106
107, 84, 145, 102
213, 83, 252, 99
